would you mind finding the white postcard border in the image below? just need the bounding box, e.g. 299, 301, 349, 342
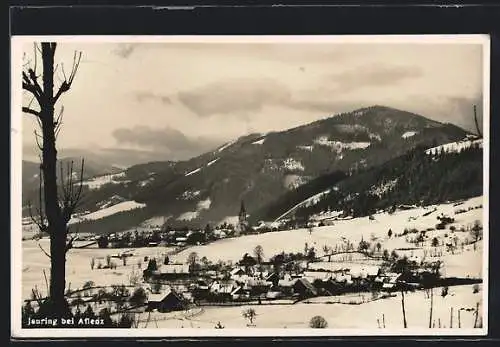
10, 34, 490, 338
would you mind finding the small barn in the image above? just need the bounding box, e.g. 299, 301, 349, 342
293, 278, 317, 298
147, 290, 187, 313
151, 264, 191, 280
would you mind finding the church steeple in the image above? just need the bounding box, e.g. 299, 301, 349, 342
239, 200, 247, 223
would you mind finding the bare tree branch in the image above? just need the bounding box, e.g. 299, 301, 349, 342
473, 105, 482, 138
65, 233, 77, 254
60, 159, 85, 225
38, 242, 52, 259
54, 51, 82, 103
22, 107, 40, 117
34, 130, 43, 151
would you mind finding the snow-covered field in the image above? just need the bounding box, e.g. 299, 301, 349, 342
21, 242, 176, 300
137, 284, 483, 330
172, 196, 484, 280
69, 200, 147, 224
80, 172, 128, 190
20, 196, 485, 331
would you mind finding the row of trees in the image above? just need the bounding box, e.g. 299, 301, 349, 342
294, 143, 483, 220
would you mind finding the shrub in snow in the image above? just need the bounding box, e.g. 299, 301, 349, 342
473, 284, 480, 294
309, 315, 328, 328
242, 308, 257, 325
129, 287, 147, 307
441, 286, 449, 298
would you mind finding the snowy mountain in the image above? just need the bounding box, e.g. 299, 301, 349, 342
23, 105, 476, 234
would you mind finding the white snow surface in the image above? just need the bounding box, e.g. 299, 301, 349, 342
370, 179, 398, 197
283, 158, 305, 171
217, 139, 237, 152
252, 138, 266, 145
197, 198, 212, 210
275, 189, 332, 221
172, 196, 484, 275
81, 172, 127, 190
402, 131, 418, 139
177, 198, 211, 221
283, 174, 308, 190
69, 200, 146, 224
426, 139, 483, 155
207, 158, 219, 167
314, 136, 371, 152
137, 284, 483, 329
297, 145, 314, 152
177, 211, 199, 221
185, 167, 202, 177
179, 190, 201, 200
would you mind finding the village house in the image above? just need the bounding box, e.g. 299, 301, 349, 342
146, 290, 187, 313
209, 280, 237, 297
175, 237, 188, 246
230, 267, 246, 281
277, 276, 296, 296
230, 286, 249, 301
150, 263, 191, 281
293, 278, 317, 299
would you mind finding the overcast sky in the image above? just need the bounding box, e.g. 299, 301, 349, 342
20, 39, 485, 165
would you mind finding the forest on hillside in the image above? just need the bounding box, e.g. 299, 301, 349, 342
257, 143, 483, 222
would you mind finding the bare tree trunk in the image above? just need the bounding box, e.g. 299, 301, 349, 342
23, 42, 83, 319
40, 43, 69, 317
429, 287, 433, 328
401, 289, 407, 328
474, 105, 482, 138
458, 309, 461, 328
474, 302, 480, 328
450, 307, 453, 328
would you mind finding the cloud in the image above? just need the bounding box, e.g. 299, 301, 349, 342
437, 95, 484, 134
134, 91, 172, 104
112, 125, 223, 159
178, 78, 291, 117
113, 43, 140, 58
177, 64, 423, 118
328, 64, 423, 92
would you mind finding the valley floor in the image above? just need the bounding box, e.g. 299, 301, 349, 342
19, 195, 486, 330
136, 284, 483, 330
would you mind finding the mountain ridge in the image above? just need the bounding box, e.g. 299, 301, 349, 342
22, 105, 476, 233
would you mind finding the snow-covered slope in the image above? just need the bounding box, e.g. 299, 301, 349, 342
426, 138, 483, 155
69, 200, 146, 224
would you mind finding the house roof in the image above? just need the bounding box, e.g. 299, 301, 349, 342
148, 288, 175, 302
278, 278, 297, 287
294, 278, 317, 295
159, 264, 190, 274
304, 271, 332, 281
265, 272, 279, 281
230, 286, 243, 296
230, 267, 245, 275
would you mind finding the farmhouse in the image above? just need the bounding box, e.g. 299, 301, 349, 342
293, 278, 317, 298
150, 264, 191, 280
147, 290, 187, 313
